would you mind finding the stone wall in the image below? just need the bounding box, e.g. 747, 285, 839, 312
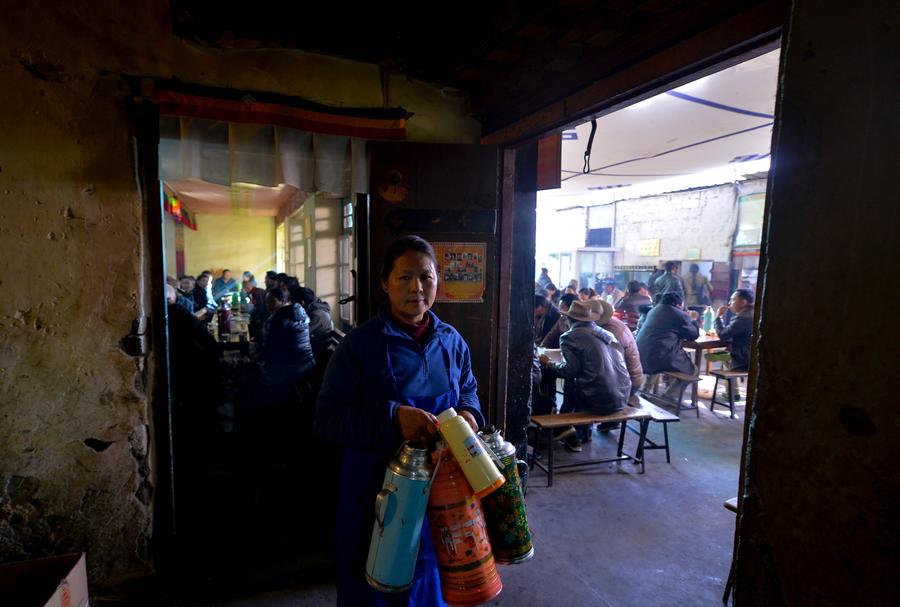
735, 0, 900, 604
0, 1, 479, 582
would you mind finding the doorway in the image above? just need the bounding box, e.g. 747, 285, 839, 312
526, 47, 780, 604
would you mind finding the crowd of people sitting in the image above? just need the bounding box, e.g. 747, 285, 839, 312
165, 267, 338, 438
533, 262, 754, 452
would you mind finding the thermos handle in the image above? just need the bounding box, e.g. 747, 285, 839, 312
374, 484, 396, 533
425, 441, 444, 496
516, 459, 527, 479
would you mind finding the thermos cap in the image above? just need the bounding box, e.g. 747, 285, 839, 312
437, 407, 458, 423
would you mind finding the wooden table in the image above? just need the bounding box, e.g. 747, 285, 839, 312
682, 334, 729, 410
537, 347, 562, 363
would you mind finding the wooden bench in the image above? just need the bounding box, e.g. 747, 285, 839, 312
624, 396, 681, 463
641, 371, 701, 418
710, 369, 749, 418
529, 404, 651, 487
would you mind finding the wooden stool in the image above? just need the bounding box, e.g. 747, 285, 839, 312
661, 371, 701, 418
705, 349, 731, 374
710, 370, 749, 418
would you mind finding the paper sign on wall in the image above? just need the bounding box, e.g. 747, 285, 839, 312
433, 242, 486, 303
685, 247, 701, 260
639, 239, 660, 256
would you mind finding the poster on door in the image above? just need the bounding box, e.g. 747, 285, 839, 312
433, 242, 486, 303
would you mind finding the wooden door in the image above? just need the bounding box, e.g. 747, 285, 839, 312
366, 143, 501, 419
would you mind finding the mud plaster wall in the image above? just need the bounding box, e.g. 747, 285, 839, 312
735, 1, 900, 604
0, 1, 480, 582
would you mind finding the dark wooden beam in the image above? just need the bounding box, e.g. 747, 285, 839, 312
482, 0, 786, 145
498, 142, 538, 462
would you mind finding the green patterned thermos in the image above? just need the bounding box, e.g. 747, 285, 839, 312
478, 426, 534, 564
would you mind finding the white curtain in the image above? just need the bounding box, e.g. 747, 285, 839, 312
159, 116, 368, 196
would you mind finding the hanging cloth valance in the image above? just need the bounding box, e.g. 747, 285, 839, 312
156, 91, 407, 197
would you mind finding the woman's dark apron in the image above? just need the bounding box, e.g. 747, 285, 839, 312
334, 335, 456, 607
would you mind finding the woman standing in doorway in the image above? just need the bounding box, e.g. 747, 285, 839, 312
315, 235, 484, 606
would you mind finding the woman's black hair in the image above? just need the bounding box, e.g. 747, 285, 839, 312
380, 235, 437, 282
734, 289, 755, 305
266, 287, 287, 303
661, 292, 683, 306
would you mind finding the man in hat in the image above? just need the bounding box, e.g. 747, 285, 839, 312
539, 299, 631, 451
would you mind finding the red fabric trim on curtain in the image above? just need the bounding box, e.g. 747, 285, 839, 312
157, 91, 406, 140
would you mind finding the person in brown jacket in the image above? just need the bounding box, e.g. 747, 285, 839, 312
590, 299, 643, 394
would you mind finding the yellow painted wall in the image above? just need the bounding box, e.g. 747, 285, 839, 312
183, 214, 275, 279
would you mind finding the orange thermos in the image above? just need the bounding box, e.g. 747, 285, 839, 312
428, 446, 503, 607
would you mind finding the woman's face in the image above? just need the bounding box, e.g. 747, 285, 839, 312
382, 250, 437, 324
266, 293, 283, 315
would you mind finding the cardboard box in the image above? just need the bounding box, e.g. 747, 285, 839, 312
0, 553, 89, 607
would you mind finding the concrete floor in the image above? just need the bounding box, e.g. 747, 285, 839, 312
194, 382, 746, 607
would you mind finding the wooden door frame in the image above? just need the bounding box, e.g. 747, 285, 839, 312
131, 97, 177, 574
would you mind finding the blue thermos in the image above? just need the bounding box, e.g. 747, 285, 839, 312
365, 442, 434, 592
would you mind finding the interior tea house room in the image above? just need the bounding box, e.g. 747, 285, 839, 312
1, 1, 897, 605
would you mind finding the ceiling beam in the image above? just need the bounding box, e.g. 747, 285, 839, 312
481, 0, 786, 146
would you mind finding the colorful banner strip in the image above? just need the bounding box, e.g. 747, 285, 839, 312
164, 193, 198, 230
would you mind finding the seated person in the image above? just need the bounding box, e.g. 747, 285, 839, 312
290, 286, 335, 346
592, 299, 643, 395
165, 285, 222, 431
534, 294, 561, 345
242, 276, 268, 337
540, 292, 576, 348
715, 289, 755, 371
539, 300, 631, 452
615, 280, 653, 315
545, 283, 560, 305
577, 287, 598, 301
615, 280, 653, 330
264, 270, 278, 290
599, 277, 625, 306
192, 272, 215, 324
212, 269, 239, 300
636, 292, 699, 399
530, 344, 555, 416
259, 288, 316, 392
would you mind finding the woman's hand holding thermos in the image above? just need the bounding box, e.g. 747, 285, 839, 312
395, 405, 479, 443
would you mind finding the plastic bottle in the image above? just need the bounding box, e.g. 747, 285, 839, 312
703, 306, 715, 333
436, 408, 504, 499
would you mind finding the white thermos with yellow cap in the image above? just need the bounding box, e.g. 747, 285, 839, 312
436, 407, 505, 499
